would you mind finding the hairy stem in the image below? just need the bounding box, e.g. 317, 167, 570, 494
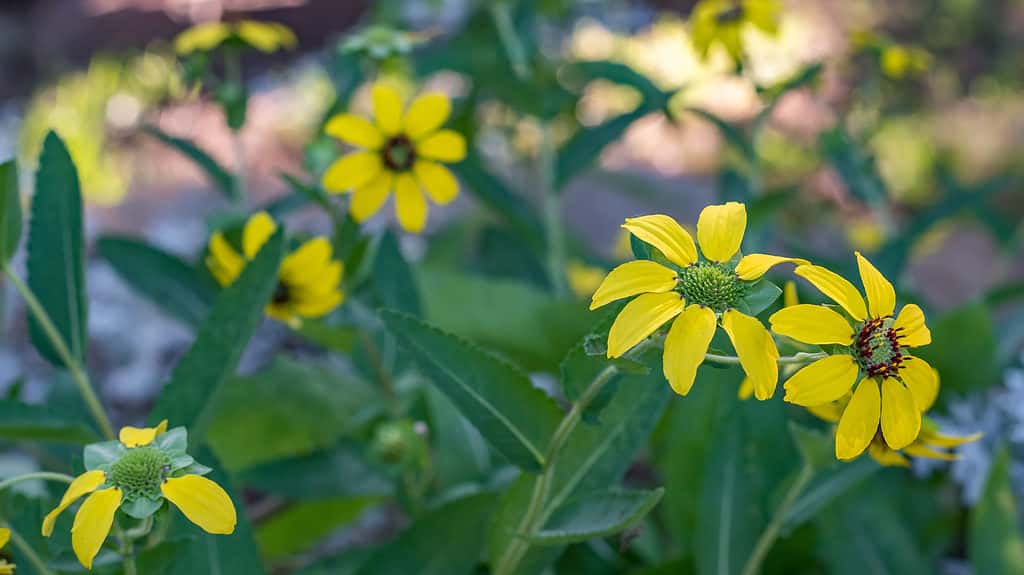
539, 125, 568, 297
3, 523, 56, 575
703, 351, 827, 366
741, 463, 815, 575
116, 525, 138, 575
2, 266, 115, 439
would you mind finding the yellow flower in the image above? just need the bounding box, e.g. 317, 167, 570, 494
770, 252, 936, 460
175, 20, 297, 55
591, 202, 807, 399
42, 422, 236, 570
689, 0, 780, 62
0, 527, 14, 574
321, 83, 467, 233
567, 260, 607, 299
205, 212, 345, 326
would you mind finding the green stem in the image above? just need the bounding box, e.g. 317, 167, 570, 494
2, 266, 115, 440
116, 525, 138, 575
0, 472, 74, 493
703, 351, 827, 366
539, 125, 568, 297
224, 49, 247, 205
3, 523, 56, 575
490, 2, 531, 80
740, 463, 815, 575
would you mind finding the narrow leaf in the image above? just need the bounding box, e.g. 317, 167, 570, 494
555, 108, 648, 190
144, 125, 238, 201
0, 160, 21, 262
527, 488, 664, 545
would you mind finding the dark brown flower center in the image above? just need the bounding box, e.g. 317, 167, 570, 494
716, 4, 745, 24
272, 282, 292, 305
854, 316, 905, 378
382, 135, 416, 171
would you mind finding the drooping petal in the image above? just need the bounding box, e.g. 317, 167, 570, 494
663, 305, 716, 396
321, 151, 383, 193
903, 443, 957, 461
404, 93, 451, 140
415, 130, 467, 163
899, 356, 939, 412
412, 160, 459, 205
607, 292, 685, 358
206, 233, 245, 287
394, 173, 428, 233
893, 304, 931, 347
794, 265, 868, 321
372, 83, 404, 136
855, 251, 896, 318
783, 280, 798, 308
782, 355, 859, 406
880, 378, 921, 450
324, 114, 384, 149
769, 304, 855, 346
696, 202, 746, 262
589, 260, 678, 310
721, 309, 779, 400
621, 214, 698, 268
835, 379, 881, 460
242, 212, 277, 259
806, 398, 846, 423
738, 377, 754, 400
350, 172, 394, 222
42, 470, 107, 537
71, 487, 122, 569
921, 430, 984, 448
119, 419, 168, 448
868, 442, 911, 467
734, 254, 809, 281
162, 475, 237, 535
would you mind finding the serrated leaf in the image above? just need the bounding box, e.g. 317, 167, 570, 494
970, 448, 1024, 573
144, 125, 238, 201
527, 488, 664, 545
97, 236, 216, 328
148, 230, 284, 444
26, 132, 88, 367
0, 160, 21, 262
556, 108, 648, 190
0, 399, 97, 444
238, 442, 392, 499
380, 309, 562, 471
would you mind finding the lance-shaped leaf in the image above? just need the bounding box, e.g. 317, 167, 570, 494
144, 125, 238, 201
0, 160, 21, 262
526, 488, 664, 545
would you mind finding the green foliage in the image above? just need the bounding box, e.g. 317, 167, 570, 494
970, 448, 1024, 573
143, 125, 239, 201
527, 488, 665, 545
0, 399, 98, 444
0, 160, 21, 262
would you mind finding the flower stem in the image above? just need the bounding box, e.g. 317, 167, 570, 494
539, 124, 568, 297
117, 525, 138, 575
3, 523, 56, 575
490, 2, 531, 80
740, 463, 815, 575
2, 265, 116, 440
0, 471, 74, 493
703, 351, 827, 366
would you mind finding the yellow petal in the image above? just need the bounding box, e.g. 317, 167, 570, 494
162, 475, 237, 535
372, 83, 404, 136
350, 172, 394, 222
415, 130, 467, 163
404, 93, 451, 140
72, 487, 122, 570
696, 202, 746, 262
322, 151, 383, 193
806, 399, 845, 423
607, 292, 685, 358
921, 430, 983, 449
174, 22, 230, 55
855, 252, 896, 318
880, 378, 921, 450
413, 161, 459, 205
721, 309, 779, 400
783, 280, 798, 308
893, 304, 930, 347
279, 238, 332, 282
589, 261, 679, 310
206, 233, 244, 287
42, 470, 106, 537
621, 214, 698, 268
738, 377, 754, 400
324, 114, 384, 150
236, 21, 297, 52
663, 305, 716, 396
242, 212, 277, 259
769, 305, 854, 346
734, 254, 809, 281
869, 442, 910, 467
836, 379, 880, 460
782, 355, 860, 406
904, 443, 957, 461
899, 357, 939, 412
0, 527, 9, 549
394, 173, 428, 233
293, 289, 345, 318
119, 419, 168, 448
794, 265, 868, 321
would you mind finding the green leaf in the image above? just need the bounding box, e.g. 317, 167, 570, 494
562, 61, 669, 108
914, 303, 999, 396
970, 448, 1024, 573
820, 126, 888, 206
527, 488, 664, 545
294, 319, 358, 354
425, 387, 493, 487
256, 497, 378, 560
684, 108, 755, 163
238, 442, 392, 499
372, 231, 421, 316
27, 132, 88, 366
144, 125, 238, 201
97, 236, 216, 328
555, 108, 648, 190
0, 160, 21, 262
788, 422, 834, 470
559, 307, 642, 423
0, 399, 97, 443
352, 492, 497, 575
380, 309, 562, 471
451, 152, 544, 249
736, 279, 781, 317
781, 457, 879, 532
148, 230, 284, 444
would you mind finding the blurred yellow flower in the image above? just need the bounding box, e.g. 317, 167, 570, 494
689, 0, 780, 62
206, 212, 344, 325
567, 260, 607, 299
322, 83, 467, 233
175, 20, 297, 55
591, 202, 807, 398
42, 422, 236, 570
771, 253, 935, 460
0, 527, 14, 574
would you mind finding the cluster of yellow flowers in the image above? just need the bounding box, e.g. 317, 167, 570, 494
591, 202, 979, 464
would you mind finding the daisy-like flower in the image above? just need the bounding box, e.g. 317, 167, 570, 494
174, 20, 297, 55
770, 252, 935, 460
689, 0, 780, 62
590, 202, 807, 399
206, 212, 344, 326
0, 528, 14, 574
321, 83, 467, 233
42, 422, 236, 569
